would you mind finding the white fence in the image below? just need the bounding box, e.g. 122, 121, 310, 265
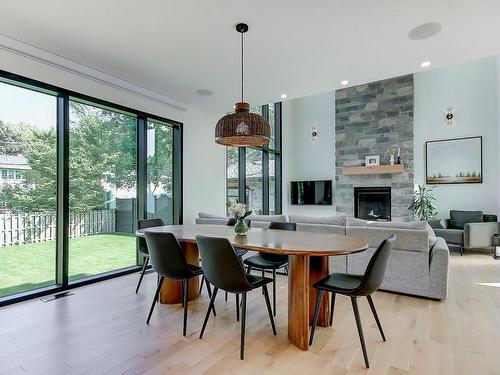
0, 210, 116, 246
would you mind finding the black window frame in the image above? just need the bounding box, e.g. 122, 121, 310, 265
227, 102, 282, 214
0, 69, 183, 306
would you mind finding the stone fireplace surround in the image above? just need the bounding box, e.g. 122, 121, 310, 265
334, 75, 414, 221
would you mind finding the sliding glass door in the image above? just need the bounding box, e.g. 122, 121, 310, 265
0, 81, 57, 297
68, 100, 137, 281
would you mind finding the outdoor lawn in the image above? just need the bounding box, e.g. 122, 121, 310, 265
0, 233, 137, 298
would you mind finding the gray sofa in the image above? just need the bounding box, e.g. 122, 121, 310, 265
429, 210, 500, 255
195, 212, 449, 300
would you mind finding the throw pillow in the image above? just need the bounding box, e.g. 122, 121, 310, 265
449, 210, 483, 230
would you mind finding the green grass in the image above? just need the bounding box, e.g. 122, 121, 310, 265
0, 233, 136, 298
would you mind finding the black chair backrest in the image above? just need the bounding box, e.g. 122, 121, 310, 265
196, 235, 253, 293
356, 234, 395, 295
269, 222, 296, 231
227, 218, 251, 228
137, 218, 165, 254
261, 222, 297, 262
144, 231, 189, 279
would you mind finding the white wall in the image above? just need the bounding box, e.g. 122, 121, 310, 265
0, 47, 226, 224
414, 57, 499, 217
282, 91, 336, 216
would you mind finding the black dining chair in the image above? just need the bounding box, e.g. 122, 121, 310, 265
136, 218, 164, 293
200, 218, 250, 314
309, 234, 396, 368
144, 231, 214, 336
196, 235, 277, 360
243, 221, 295, 316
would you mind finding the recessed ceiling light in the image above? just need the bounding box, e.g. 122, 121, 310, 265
420, 61, 431, 68
280, 94, 287, 99
340, 80, 349, 86
408, 22, 442, 40
195, 89, 214, 96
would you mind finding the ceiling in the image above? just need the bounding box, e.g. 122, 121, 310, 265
1, 0, 499, 115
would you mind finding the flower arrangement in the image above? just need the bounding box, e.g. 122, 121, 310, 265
227, 202, 252, 220
227, 202, 252, 235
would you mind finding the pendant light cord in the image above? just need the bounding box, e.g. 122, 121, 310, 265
241, 32, 244, 102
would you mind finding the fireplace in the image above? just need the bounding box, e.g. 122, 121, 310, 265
354, 187, 391, 221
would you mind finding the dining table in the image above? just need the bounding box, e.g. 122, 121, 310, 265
135, 224, 368, 351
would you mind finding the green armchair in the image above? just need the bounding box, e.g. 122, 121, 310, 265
428, 211, 499, 256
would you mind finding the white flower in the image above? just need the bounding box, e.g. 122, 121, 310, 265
228, 202, 247, 218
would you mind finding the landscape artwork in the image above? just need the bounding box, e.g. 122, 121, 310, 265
426, 136, 482, 184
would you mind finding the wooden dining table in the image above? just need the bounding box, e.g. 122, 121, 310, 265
135, 224, 368, 351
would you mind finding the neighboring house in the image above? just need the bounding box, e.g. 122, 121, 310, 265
0, 154, 31, 207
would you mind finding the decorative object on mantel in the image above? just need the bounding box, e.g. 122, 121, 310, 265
215, 23, 270, 147
389, 151, 395, 165
408, 184, 437, 221
365, 155, 380, 166
445, 105, 454, 126
396, 147, 401, 164
426, 136, 482, 184
227, 202, 252, 235
342, 164, 404, 175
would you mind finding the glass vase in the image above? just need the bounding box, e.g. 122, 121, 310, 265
234, 218, 248, 235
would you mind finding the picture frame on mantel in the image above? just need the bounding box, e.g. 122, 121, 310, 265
426, 136, 482, 184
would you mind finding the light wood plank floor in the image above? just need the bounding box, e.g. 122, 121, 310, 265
1, 250, 500, 375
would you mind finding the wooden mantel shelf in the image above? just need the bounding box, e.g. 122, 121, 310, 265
342, 164, 404, 175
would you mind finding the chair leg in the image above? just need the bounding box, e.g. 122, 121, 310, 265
330, 292, 336, 325
182, 279, 189, 336
309, 289, 324, 346
261, 269, 265, 295
181, 281, 185, 308
366, 295, 386, 341
135, 256, 149, 293
225, 291, 228, 301
199, 275, 205, 295
200, 287, 218, 339
204, 277, 216, 316
461, 246, 464, 256
236, 293, 240, 321
284, 265, 288, 275
351, 297, 369, 368
146, 276, 164, 324
246, 265, 252, 274
240, 292, 247, 360
272, 269, 277, 316
262, 284, 277, 335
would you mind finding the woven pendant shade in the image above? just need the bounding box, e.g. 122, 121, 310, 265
215, 102, 270, 147
215, 23, 271, 147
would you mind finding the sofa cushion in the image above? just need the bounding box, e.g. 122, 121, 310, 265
346, 226, 429, 253
449, 210, 483, 229
347, 217, 427, 231
198, 212, 227, 219
425, 222, 438, 247
195, 217, 231, 225
248, 214, 287, 223
288, 214, 347, 226
296, 223, 346, 235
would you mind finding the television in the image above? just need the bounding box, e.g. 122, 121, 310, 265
290, 180, 332, 205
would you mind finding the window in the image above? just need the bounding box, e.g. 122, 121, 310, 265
0, 70, 182, 305
68, 100, 137, 280
225, 102, 282, 214
0, 80, 57, 298
147, 120, 174, 224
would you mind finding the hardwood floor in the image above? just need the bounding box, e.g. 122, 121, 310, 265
1, 250, 500, 374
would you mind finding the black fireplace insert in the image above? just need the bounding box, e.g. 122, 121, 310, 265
354, 187, 391, 221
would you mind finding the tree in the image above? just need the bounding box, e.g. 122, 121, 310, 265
147, 122, 173, 197
0, 121, 25, 155
3, 102, 145, 212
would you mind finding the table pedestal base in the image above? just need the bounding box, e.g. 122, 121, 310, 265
288, 255, 330, 350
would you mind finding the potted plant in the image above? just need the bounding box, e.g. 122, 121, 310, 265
408, 185, 438, 221
227, 202, 252, 235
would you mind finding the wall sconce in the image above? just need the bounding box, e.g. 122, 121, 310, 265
311, 127, 318, 143
445, 105, 454, 126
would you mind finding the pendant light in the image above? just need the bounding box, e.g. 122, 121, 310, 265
215, 23, 270, 147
